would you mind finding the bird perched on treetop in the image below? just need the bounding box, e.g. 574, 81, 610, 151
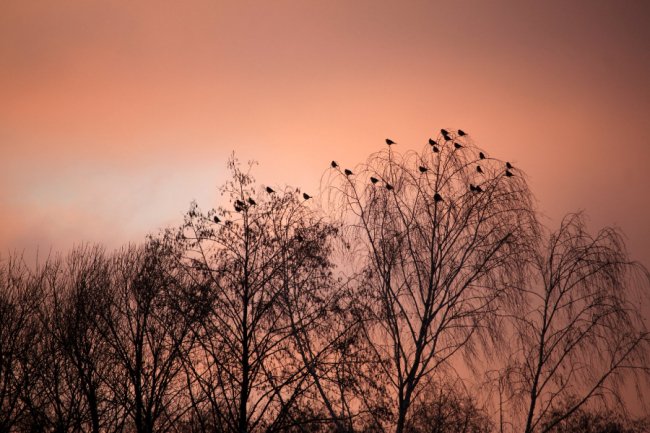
454, 142, 463, 149
266, 186, 275, 194
386, 138, 395, 145
432, 145, 439, 153
419, 166, 428, 173
441, 128, 449, 135
247, 197, 256, 206
303, 192, 312, 200
385, 183, 394, 191
370, 177, 379, 184
433, 193, 443, 202
479, 152, 486, 160
214, 216, 221, 223
470, 184, 476, 192
506, 162, 513, 169
344, 169, 353, 176
476, 165, 483, 174
429, 138, 437, 146
475, 185, 483, 192
505, 170, 514, 177
458, 129, 467, 136
331, 161, 338, 168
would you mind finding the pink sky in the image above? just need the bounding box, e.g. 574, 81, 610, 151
1, 0, 649, 269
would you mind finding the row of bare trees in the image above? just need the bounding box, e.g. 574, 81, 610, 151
2, 133, 649, 433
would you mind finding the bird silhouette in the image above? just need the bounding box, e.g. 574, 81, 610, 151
344, 169, 353, 176
442, 132, 451, 141
386, 138, 395, 145
370, 176, 379, 184
506, 162, 513, 169
429, 138, 437, 146
433, 193, 443, 202
475, 185, 483, 193
214, 216, 221, 223
266, 186, 275, 194
247, 197, 256, 206
476, 165, 483, 174
331, 161, 338, 168
303, 192, 312, 200
432, 145, 439, 153
385, 183, 394, 191
479, 152, 486, 159
419, 166, 428, 173
470, 184, 476, 192
441, 128, 449, 135
458, 129, 467, 136
234, 203, 243, 212
505, 170, 514, 177
454, 142, 463, 149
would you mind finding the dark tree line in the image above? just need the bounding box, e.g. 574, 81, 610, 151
1, 133, 649, 433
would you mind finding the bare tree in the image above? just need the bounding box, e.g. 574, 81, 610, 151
497, 212, 650, 433
171, 158, 341, 433
325, 131, 538, 433
0, 255, 42, 432
97, 240, 197, 433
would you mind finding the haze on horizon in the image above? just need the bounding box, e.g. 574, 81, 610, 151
1, 0, 649, 268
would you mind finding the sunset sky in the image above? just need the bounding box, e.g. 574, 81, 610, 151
1, 0, 649, 267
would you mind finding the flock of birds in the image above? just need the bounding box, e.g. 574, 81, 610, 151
211, 129, 515, 225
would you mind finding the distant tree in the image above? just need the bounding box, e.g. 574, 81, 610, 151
171, 157, 341, 433
540, 401, 649, 433
496, 213, 650, 433
326, 132, 539, 433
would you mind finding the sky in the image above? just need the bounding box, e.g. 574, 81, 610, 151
1, 0, 649, 269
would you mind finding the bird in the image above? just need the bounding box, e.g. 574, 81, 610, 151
441, 128, 449, 135
247, 197, 256, 206
266, 186, 275, 194
479, 152, 485, 160
458, 129, 467, 136
476, 165, 483, 174
442, 132, 451, 141
429, 138, 437, 146
432, 145, 439, 153
470, 184, 476, 192
385, 183, 394, 191
303, 192, 312, 200
234, 202, 243, 212
418, 166, 428, 173
454, 142, 463, 149
386, 138, 395, 145
475, 185, 483, 193
505, 170, 514, 177
331, 161, 338, 168
506, 162, 513, 169
370, 176, 379, 184
344, 169, 353, 176
214, 216, 221, 223
433, 193, 443, 202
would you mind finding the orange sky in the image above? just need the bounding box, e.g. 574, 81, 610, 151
1, 0, 649, 268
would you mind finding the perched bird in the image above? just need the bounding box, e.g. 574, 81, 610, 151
247, 197, 257, 206
433, 193, 443, 202
303, 192, 312, 200
432, 145, 439, 153
475, 185, 483, 193
214, 216, 221, 223
370, 176, 379, 184
476, 165, 483, 174
442, 132, 451, 141
266, 186, 275, 194
344, 169, 353, 176
385, 183, 394, 191
441, 128, 449, 135
331, 161, 338, 168
470, 184, 476, 192
479, 152, 486, 159
234, 202, 243, 212
454, 142, 463, 149
506, 162, 513, 169
429, 138, 437, 146
418, 166, 428, 173
505, 170, 514, 177
386, 138, 396, 145
458, 129, 467, 136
